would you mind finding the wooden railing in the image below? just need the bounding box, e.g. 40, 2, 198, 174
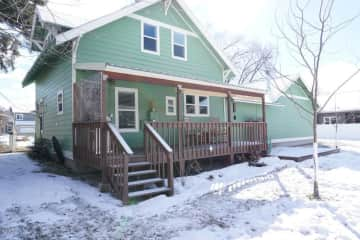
149, 121, 267, 166
73, 122, 133, 203
144, 123, 174, 196
73, 122, 103, 169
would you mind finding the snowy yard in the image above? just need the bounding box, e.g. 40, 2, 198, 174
1, 146, 360, 239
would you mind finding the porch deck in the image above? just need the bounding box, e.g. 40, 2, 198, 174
73, 121, 267, 203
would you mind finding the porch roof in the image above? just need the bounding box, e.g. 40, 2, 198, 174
75, 63, 265, 98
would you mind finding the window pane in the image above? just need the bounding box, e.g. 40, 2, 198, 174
168, 99, 174, 106
174, 45, 185, 58
200, 106, 208, 115
119, 111, 135, 129
58, 94, 62, 102
144, 37, 157, 52
58, 103, 63, 112
186, 105, 195, 114
186, 95, 195, 104
199, 96, 209, 106
174, 32, 185, 45
144, 23, 156, 38
168, 106, 174, 113
118, 92, 135, 110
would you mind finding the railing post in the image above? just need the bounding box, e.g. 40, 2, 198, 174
99, 122, 110, 192
167, 153, 174, 196
122, 154, 129, 204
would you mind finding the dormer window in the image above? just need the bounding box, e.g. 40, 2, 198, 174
142, 22, 159, 54
172, 31, 187, 60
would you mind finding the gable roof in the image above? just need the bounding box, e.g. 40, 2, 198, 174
52, 0, 238, 76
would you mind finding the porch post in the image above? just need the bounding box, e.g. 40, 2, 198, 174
227, 92, 232, 122
177, 85, 183, 121
99, 72, 110, 192
177, 85, 184, 172
100, 73, 108, 122
227, 92, 234, 164
261, 95, 266, 122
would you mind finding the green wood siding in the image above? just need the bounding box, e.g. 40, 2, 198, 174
35, 57, 73, 151
105, 79, 226, 148
76, 3, 224, 83
234, 83, 313, 140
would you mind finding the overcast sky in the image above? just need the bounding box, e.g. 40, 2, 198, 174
1, 0, 359, 112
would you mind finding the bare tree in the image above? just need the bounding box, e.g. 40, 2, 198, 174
223, 38, 275, 84
275, 0, 360, 199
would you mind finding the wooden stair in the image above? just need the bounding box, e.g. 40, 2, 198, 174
108, 155, 172, 202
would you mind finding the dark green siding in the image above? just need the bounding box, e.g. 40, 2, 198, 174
35, 57, 73, 151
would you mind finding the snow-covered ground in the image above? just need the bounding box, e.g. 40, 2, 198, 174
1, 145, 360, 239
271, 145, 335, 157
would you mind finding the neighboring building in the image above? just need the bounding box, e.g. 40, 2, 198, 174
317, 110, 360, 124
22, 0, 311, 202
14, 112, 36, 136
0, 107, 13, 135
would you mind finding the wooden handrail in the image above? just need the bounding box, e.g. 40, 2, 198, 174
144, 122, 174, 196
144, 123, 173, 153
106, 122, 134, 155
73, 121, 133, 203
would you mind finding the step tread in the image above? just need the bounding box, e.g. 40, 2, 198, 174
109, 161, 150, 168
128, 178, 163, 187
128, 161, 150, 167
127, 169, 157, 176
128, 187, 170, 198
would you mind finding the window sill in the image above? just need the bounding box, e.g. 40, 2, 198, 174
142, 49, 160, 55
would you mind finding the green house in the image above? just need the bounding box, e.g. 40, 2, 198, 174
23, 0, 311, 202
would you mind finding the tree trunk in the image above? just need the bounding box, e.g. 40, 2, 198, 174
313, 111, 320, 199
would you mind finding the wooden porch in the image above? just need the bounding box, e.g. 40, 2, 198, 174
72, 67, 268, 203
73, 121, 267, 203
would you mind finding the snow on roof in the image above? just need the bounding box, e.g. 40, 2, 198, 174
36, 0, 132, 28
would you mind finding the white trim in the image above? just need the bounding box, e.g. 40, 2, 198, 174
286, 94, 310, 101
74, 63, 265, 95
54, 0, 238, 76
234, 99, 285, 107
271, 136, 313, 144
165, 96, 176, 116
184, 94, 210, 117
130, 13, 197, 38
57, 90, 64, 115
171, 30, 187, 61
115, 87, 139, 133
55, 0, 159, 45
141, 21, 160, 55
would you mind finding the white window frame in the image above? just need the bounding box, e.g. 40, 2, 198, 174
323, 116, 336, 125
115, 87, 139, 133
15, 114, 24, 120
141, 22, 160, 55
57, 90, 64, 115
184, 94, 210, 117
171, 31, 187, 61
166, 96, 176, 116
